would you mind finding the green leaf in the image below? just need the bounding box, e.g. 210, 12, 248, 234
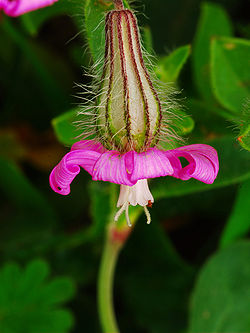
0, 260, 75, 333
237, 104, 250, 151
153, 136, 250, 200
156, 45, 191, 82
39, 278, 76, 305
20, 14, 38, 36
0, 158, 57, 257
192, 2, 232, 101
211, 37, 250, 113
20, 0, 85, 36
84, 0, 130, 65
189, 241, 250, 333
220, 180, 250, 248
2, 19, 68, 111
0, 131, 25, 161
21, 260, 50, 290
172, 109, 195, 136
52, 107, 96, 146
52, 108, 82, 146
238, 125, 250, 151
141, 26, 154, 54
0, 157, 55, 223
186, 98, 235, 126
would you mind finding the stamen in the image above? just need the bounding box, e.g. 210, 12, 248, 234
143, 206, 151, 224
114, 201, 127, 222
125, 203, 132, 227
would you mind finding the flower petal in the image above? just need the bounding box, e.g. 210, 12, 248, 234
166, 144, 219, 184
128, 148, 174, 183
71, 140, 106, 154
2, 0, 58, 17
92, 151, 135, 186
49, 149, 100, 195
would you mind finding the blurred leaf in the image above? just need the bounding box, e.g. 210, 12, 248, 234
0, 260, 75, 333
20, 14, 41, 36
38, 278, 76, 305
238, 125, 250, 151
184, 98, 235, 143
119, 222, 195, 333
186, 98, 235, 127
0, 157, 55, 223
0, 131, 25, 161
20, 0, 85, 36
156, 45, 191, 83
237, 103, 250, 151
52, 108, 82, 146
189, 241, 250, 333
84, 0, 130, 65
172, 109, 195, 136
153, 136, 250, 200
211, 37, 250, 113
192, 2, 232, 101
2, 19, 68, 111
142, 26, 154, 54
52, 108, 96, 146
0, 157, 57, 257
220, 180, 250, 248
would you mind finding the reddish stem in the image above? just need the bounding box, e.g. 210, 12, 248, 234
113, 0, 124, 10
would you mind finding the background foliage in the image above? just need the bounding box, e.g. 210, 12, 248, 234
0, 0, 249, 332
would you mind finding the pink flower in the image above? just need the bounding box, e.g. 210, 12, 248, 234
49, 1, 219, 226
50, 140, 219, 226
0, 0, 57, 17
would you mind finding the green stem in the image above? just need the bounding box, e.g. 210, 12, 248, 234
98, 227, 122, 333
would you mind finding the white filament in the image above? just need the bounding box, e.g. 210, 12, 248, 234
115, 179, 154, 227
143, 206, 151, 224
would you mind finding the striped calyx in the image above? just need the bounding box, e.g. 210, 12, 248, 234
97, 7, 162, 153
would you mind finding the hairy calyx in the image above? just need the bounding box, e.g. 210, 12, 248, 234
97, 7, 161, 153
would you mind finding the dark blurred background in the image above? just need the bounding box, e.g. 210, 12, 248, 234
0, 0, 249, 332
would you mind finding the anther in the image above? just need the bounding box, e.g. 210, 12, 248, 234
147, 200, 153, 208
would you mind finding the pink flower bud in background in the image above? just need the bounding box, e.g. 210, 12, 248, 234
0, 0, 58, 17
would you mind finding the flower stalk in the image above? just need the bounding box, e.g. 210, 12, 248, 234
98, 223, 131, 333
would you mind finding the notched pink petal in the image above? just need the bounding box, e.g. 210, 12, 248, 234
49, 149, 100, 195
166, 144, 219, 184
2, 0, 58, 17
129, 148, 174, 183
92, 151, 135, 186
